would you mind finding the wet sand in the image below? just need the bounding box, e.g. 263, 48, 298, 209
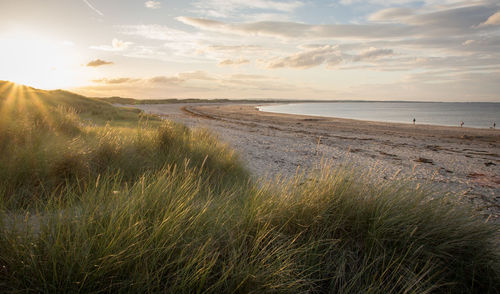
126, 103, 500, 220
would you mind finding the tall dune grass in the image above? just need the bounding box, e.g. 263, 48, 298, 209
0, 81, 498, 293
0, 82, 245, 208
1, 165, 498, 293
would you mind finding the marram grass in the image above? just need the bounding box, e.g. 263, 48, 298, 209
0, 81, 499, 293
1, 166, 498, 293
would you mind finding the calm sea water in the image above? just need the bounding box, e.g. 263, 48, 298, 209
259, 102, 500, 129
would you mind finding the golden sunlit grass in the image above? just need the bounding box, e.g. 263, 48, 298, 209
0, 81, 498, 293
0, 81, 242, 208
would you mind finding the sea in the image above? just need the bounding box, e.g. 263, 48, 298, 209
258, 102, 500, 129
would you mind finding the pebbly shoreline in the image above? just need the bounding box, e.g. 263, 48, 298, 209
125, 102, 500, 221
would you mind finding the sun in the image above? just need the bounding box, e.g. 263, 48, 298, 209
0, 31, 83, 89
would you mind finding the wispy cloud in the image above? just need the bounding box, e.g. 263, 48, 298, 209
93, 71, 215, 86
116, 25, 201, 41
266, 45, 342, 69
352, 47, 394, 62
90, 38, 132, 51
145, 1, 161, 9
86, 59, 114, 67
83, 70, 306, 99
92, 78, 140, 84
82, 0, 103, 16
368, 7, 415, 22
179, 3, 499, 40
479, 11, 500, 26
176, 16, 414, 39
230, 74, 276, 80
203, 45, 265, 53
369, 5, 496, 35
218, 58, 250, 66
114, 25, 213, 61
339, 0, 472, 6
73, 0, 500, 101
179, 3, 499, 41
265, 45, 394, 69
178, 71, 216, 81
149, 76, 184, 84
191, 0, 304, 18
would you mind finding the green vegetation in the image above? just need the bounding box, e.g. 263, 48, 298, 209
98, 96, 238, 105
0, 81, 243, 208
97, 96, 319, 105
0, 81, 498, 293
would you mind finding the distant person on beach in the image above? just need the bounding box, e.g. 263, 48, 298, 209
494, 122, 496, 129
413, 118, 416, 125
460, 121, 464, 127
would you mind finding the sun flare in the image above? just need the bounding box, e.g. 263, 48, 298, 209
0, 32, 84, 89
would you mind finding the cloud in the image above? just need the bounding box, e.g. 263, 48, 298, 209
479, 11, 500, 26
178, 71, 216, 80
149, 76, 184, 84
266, 45, 342, 69
116, 24, 205, 42
78, 74, 310, 100
403, 5, 494, 29
336, 51, 500, 73
92, 71, 215, 86
191, 0, 303, 18
218, 58, 250, 66
90, 38, 132, 51
177, 16, 414, 39
112, 38, 131, 50
82, 0, 103, 16
462, 39, 475, 46
370, 5, 496, 35
80, 1, 498, 101
352, 47, 394, 61
115, 25, 253, 61
92, 78, 138, 84
240, 12, 295, 22
107, 4, 498, 68
86, 59, 114, 67
198, 45, 270, 59
81, 69, 499, 101
145, 1, 161, 9
340, 0, 471, 6
205, 45, 264, 52
94, 76, 186, 85
195, 0, 303, 12
230, 74, 275, 79
369, 7, 415, 21
179, 4, 497, 40
85, 70, 301, 96
265, 45, 396, 69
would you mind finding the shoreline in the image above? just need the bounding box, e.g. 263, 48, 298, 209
258, 107, 498, 130
125, 102, 500, 220
257, 102, 499, 130
188, 104, 500, 142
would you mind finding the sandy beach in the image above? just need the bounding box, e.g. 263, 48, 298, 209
126, 103, 500, 220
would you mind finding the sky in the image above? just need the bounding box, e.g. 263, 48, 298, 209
0, 0, 499, 101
